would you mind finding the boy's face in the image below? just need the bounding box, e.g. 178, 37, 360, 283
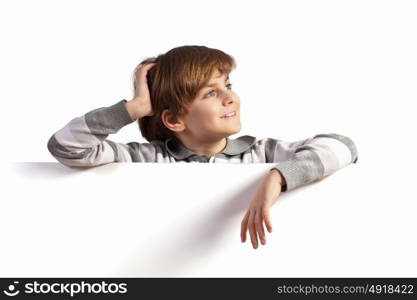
176, 69, 241, 141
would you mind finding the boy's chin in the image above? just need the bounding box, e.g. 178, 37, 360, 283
214, 124, 241, 137
225, 127, 241, 136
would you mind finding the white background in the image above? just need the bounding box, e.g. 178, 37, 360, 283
2, 162, 415, 277
0, 0, 416, 277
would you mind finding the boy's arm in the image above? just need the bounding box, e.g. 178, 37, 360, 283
266, 133, 358, 192
270, 168, 287, 191
47, 99, 157, 167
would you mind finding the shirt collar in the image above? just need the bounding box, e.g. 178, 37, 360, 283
165, 135, 257, 160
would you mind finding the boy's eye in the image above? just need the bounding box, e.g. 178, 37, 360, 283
206, 83, 233, 97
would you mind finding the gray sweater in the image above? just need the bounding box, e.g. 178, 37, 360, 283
47, 99, 358, 192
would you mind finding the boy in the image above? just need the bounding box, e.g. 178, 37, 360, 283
47, 45, 358, 250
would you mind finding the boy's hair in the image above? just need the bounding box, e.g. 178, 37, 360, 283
132, 45, 237, 142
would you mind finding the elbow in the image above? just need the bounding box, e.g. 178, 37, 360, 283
314, 133, 358, 164
47, 134, 96, 168
339, 134, 358, 164
338, 133, 359, 164
47, 134, 59, 157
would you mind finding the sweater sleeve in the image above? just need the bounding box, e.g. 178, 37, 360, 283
47, 99, 158, 167
266, 133, 358, 192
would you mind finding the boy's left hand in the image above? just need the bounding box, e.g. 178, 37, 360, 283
240, 169, 284, 249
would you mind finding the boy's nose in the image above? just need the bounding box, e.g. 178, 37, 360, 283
223, 96, 235, 105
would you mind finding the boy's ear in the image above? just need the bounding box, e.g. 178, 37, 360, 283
161, 109, 186, 132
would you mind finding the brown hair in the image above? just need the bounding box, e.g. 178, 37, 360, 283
132, 45, 237, 142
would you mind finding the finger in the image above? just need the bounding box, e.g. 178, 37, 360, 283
137, 62, 156, 76
144, 62, 156, 69
248, 210, 258, 249
241, 212, 249, 242
240, 212, 249, 243
262, 207, 273, 233
255, 209, 266, 245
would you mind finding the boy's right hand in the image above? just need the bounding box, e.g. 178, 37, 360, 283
126, 62, 157, 120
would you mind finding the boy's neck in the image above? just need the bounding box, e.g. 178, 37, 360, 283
175, 136, 227, 157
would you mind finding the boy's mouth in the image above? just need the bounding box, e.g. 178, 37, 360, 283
220, 111, 236, 119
